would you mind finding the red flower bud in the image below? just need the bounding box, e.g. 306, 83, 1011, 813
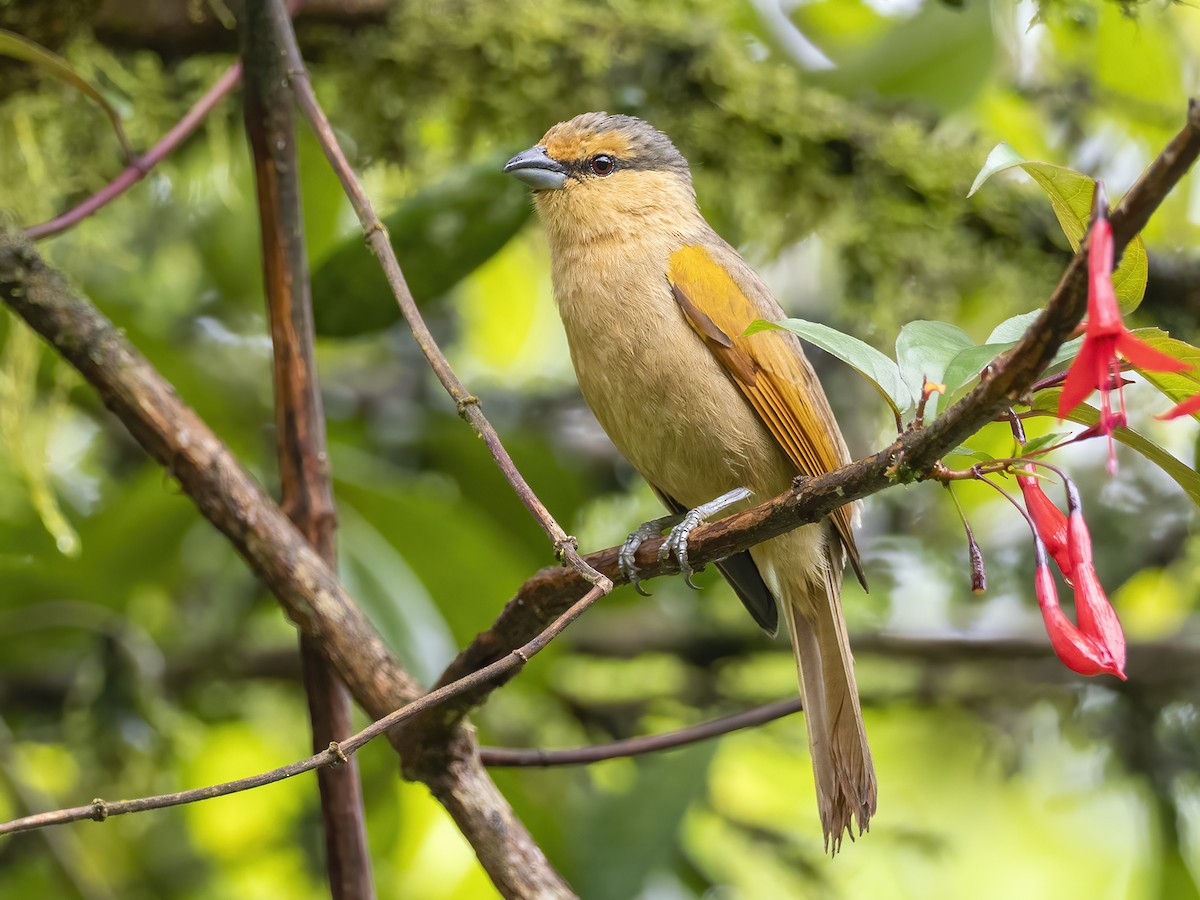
1017, 473, 1072, 578
1033, 543, 1124, 679
1064, 483, 1126, 678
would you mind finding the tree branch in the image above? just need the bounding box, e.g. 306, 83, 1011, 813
241, 2, 372, 896
428, 98, 1200, 723
0, 233, 575, 899
23, 64, 243, 240
271, 5, 609, 592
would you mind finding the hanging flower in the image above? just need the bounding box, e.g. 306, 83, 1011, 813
1056, 183, 1186, 472
1019, 475, 1126, 680
1016, 472, 1072, 578
1063, 482, 1126, 677
1032, 541, 1123, 679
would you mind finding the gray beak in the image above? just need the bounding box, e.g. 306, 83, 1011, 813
503, 145, 568, 191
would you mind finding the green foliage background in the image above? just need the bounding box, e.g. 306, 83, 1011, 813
1, 0, 1199, 897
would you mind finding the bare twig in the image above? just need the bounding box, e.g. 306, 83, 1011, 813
271, 6, 609, 591
240, 2, 371, 896
23, 64, 243, 241
479, 698, 805, 767
0, 234, 575, 899
0, 583, 606, 838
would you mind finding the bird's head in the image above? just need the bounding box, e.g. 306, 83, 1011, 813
504, 112, 698, 241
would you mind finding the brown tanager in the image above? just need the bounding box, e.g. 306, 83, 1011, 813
505, 112, 875, 850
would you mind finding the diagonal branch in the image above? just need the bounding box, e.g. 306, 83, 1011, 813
0, 233, 575, 899
271, 6, 609, 591
428, 98, 1200, 720
240, 1, 372, 896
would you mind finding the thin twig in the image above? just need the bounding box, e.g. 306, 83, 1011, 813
240, 2, 372, 896
0, 583, 606, 837
272, 12, 609, 591
24, 64, 243, 241
479, 698, 805, 767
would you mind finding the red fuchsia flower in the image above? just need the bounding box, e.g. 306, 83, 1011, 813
1016, 471, 1072, 578
1057, 183, 1187, 473
1064, 481, 1126, 677
1032, 541, 1124, 679
1020, 475, 1126, 679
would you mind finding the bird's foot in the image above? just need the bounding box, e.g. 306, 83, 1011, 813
619, 514, 682, 596
658, 488, 753, 589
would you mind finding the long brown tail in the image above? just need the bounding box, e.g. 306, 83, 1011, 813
773, 536, 876, 852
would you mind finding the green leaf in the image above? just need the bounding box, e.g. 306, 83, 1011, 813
0, 29, 134, 162
746, 318, 911, 415
1018, 432, 1067, 457
1126, 332, 1200, 423
942, 343, 1012, 395
311, 159, 533, 336
946, 445, 995, 464
969, 144, 1147, 313
1029, 389, 1200, 506
987, 310, 1042, 344
895, 320, 974, 417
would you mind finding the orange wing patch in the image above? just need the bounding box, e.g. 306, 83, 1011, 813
668, 244, 863, 583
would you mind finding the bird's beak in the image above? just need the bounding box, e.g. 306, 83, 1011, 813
503, 145, 568, 191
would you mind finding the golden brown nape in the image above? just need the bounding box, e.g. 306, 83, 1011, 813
518, 112, 704, 241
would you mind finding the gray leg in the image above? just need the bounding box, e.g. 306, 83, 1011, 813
658, 488, 753, 589
619, 514, 682, 596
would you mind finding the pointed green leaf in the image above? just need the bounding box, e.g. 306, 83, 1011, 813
942, 342, 1013, 395
311, 160, 533, 336
1029, 389, 1200, 506
946, 446, 995, 464
746, 318, 911, 415
1018, 432, 1068, 457
895, 320, 974, 417
987, 310, 1042, 344
969, 144, 1147, 313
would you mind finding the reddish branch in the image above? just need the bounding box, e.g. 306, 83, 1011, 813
24, 64, 243, 241
240, 2, 372, 896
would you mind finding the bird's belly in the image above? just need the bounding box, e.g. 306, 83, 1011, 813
560, 282, 794, 509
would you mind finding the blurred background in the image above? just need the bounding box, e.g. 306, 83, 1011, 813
1, 0, 1199, 897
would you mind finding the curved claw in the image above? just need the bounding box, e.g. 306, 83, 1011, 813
619, 515, 679, 596
657, 487, 752, 589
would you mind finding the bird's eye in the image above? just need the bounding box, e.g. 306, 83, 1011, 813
589, 155, 616, 176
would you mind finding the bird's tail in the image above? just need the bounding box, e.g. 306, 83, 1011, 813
770, 532, 876, 853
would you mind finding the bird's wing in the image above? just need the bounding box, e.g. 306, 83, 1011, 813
668, 243, 865, 587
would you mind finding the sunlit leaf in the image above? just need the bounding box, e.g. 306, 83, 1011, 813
969, 144, 1147, 313
987, 310, 1041, 344
895, 320, 973, 416
311, 160, 533, 336
1018, 432, 1067, 457
746, 318, 910, 415
942, 342, 1012, 395
1029, 389, 1200, 505
946, 445, 995, 463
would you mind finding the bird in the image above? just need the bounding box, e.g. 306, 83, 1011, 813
504, 112, 875, 851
